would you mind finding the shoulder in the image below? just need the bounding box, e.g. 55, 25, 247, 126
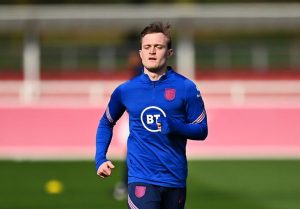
115, 74, 142, 92
170, 70, 197, 89
169, 70, 202, 100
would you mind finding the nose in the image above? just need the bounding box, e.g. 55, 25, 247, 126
149, 46, 156, 54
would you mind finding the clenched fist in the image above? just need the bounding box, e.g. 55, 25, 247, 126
97, 161, 115, 178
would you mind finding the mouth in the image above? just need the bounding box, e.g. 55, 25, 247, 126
148, 57, 157, 61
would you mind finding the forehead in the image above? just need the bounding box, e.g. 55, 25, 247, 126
141, 33, 168, 46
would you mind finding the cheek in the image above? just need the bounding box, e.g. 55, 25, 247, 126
140, 51, 147, 60
158, 52, 168, 61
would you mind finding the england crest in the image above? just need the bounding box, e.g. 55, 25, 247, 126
135, 186, 146, 198
164, 88, 176, 101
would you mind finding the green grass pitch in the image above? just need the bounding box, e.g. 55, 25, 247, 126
0, 160, 299, 209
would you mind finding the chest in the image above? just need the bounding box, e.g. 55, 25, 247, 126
123, 84, 185, 118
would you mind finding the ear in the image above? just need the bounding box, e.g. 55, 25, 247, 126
139, 49, 143, 59
167, 49, 174, 57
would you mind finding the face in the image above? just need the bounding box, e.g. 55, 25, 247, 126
139, 33, 173, 73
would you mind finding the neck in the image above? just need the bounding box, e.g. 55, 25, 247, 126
144, 66, 167, 81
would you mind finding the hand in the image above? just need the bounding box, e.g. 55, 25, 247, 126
97, 161, 115, 178
156, 117, 171, 134
157, 121, 162, 131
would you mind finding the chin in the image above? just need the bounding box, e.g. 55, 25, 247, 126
145, 66, 159, 73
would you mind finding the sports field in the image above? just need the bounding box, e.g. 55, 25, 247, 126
1, 160, 299, 209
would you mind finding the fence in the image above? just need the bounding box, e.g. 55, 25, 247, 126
1, 3, 300, 81
0, 79, 299, 160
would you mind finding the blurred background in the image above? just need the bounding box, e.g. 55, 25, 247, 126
0, 1, 300, 209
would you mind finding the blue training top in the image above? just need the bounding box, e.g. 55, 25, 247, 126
95, 66, 208, 188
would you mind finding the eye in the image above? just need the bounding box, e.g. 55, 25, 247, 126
143, 45, 150, 49
156, 45, 165, 50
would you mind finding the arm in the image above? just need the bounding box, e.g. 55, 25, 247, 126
158, 81, 208, 140
158, 113, 207, 140
95, 86, 126, 177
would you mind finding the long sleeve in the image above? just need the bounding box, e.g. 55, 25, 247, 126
159, 80, 208, 140
158, 113, 207, 140
95, 86, 126, 170
95, 114, 113, 170
181, 80, 208, 140
169, 116, 207, 140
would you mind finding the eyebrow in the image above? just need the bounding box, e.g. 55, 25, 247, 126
143, 44, 165, 47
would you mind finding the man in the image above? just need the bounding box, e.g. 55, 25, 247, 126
95, 22, 208, 209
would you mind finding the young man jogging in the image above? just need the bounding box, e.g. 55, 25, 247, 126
95, 22, 208, 209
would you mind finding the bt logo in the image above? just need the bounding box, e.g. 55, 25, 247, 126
140, 106, 166, 132
146, 114, 160, 124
